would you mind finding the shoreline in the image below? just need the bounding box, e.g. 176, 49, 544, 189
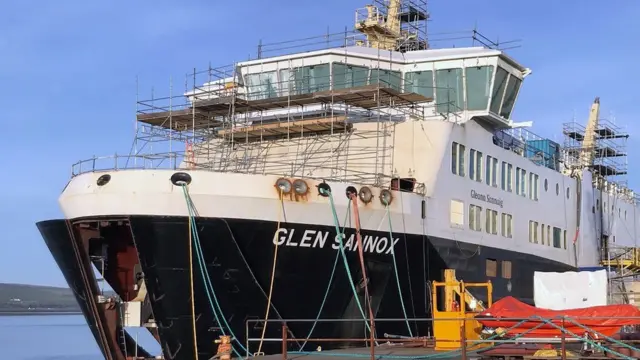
0, 311, 82, 316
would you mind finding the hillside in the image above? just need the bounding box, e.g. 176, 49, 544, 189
0, 283, 80, 313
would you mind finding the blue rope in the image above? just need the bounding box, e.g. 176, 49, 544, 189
181, 185, 248, 356
385, 205, 413, 337
322, 188, 371, 333
300, 201, 352, 350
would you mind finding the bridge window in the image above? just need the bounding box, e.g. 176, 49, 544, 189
490, 67, 509, 114
245, 71, 278, 100
370, 68, 402, 91
451, 142, 465, 176
466, 66, 494, 110
469, 149, 483, 182
280, 64, 331, 96
332, 63, 368, 90
404, 70, 434, 98
500, 75, 522, 119
435, 68, 463, 113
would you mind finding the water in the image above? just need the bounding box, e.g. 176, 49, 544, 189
0, 315, 160, 360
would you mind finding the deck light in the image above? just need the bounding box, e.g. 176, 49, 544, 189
275, 178, 292, 194
293, 179, 309, 195
358, 186, 373, 203
379, 189, 393, 206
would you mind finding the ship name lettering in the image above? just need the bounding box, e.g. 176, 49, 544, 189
470, 190, 504, 208
272, 228, 399, 254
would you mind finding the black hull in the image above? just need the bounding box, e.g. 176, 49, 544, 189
127, 215, 574, 359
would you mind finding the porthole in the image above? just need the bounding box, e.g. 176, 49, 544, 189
544, 179, 548, 191
556, 183, 559, 195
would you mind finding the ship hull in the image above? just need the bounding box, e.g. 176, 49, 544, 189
38, 215, 574, 359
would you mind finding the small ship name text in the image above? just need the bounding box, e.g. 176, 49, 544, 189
470, 190, 504, 208
272, 228, 399, 254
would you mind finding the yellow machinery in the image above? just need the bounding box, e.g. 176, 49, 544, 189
432, 269, 493, 351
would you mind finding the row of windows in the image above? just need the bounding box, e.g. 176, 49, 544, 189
452, 141, 570, 202
243, 63, 521, 117
528, 221, 567, 249
451, 200, 513, 238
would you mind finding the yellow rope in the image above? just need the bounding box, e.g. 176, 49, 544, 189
189, 212, 200, 360
257, 189, 284, 354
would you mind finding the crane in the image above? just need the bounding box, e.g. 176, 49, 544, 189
354, 0, 407, 51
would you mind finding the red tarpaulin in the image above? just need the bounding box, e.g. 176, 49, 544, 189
476, 296, 640, 338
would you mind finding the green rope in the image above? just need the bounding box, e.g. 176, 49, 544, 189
385, 205, 413, 337
563, 316, 640, 354
321, 188, 371, 333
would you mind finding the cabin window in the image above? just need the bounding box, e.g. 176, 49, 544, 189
486, 209, 498, 235
450, 200, 464, 226
541, 224, 546, 245
451, 142, 465, 176
245, 71, 278, 100
486, 155, 498, 187
529, 220, 539, 244
332, 63, 368, 90
469, 204, 482, 231
563, 230, 568, 249
547, 225, 551, 246
486, 259, 497, 277
490, 67, 509, 114
435, 68, 463, 113
515, 167, 526, 197
500, 75, 522, 119
501, 161, 513, 192
466, 66, 494, 110
502, 261, 512, 279
469, 149, 483, 182
552, 227, 562, 248
404, 71, 434, 98
529, 173, 539, 201
370, 68, 402, 91
501, 213, 513, 238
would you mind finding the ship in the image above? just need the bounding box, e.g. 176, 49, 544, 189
35, 1, 639, 359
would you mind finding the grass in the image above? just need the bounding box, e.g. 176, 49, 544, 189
0, 283, 80, 312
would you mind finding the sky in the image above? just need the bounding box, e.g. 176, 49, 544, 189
0, 0, 639, 287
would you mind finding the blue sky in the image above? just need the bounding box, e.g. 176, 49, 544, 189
1, 0, 639, 287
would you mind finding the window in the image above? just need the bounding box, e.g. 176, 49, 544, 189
501, 213, 513, 238
529, 173, 539, 201
245, 71, 278, 100
515, 167, 527, 197
563, 230, 567, 249
332, 63, 368, 90
547, 225, 551, 246
404, 71, 433, 98
279, 64, 331, 96
502, 261, 512, 279
501, 162, 513, 192
500, 75, 522, 119
490, 67, 509, 113
552, 227, 562, 248
451, 142, 465, 176
435, 68, 463, 113
486, 209, 498, 235
469, 149, 483, 182
370, 68, 402, 91
486, 155, 498, 187
469, 204, 482, 231
466, 66, 494, 110
486, 259, 497, 277
450, 200, 464, 226
541, 224, 546, 245
529, 220, 539, 244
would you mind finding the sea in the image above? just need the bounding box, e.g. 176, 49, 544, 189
0, 314, 161, 360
